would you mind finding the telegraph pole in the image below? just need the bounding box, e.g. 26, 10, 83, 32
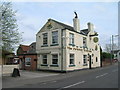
111, 35, 119, 64
111, 35, 114, 65
110, 36, 112, 65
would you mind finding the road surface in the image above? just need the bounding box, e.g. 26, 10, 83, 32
3, 63, 118, 88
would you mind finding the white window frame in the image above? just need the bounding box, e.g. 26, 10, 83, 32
25, 58, 31, 66
83, 55, 87, 66
43, 33, 48, 45
83, 37, 87, 47
52, 31, 58, 44
69, 33, 74, 45
70, 54, 74, 65
52, 54, 58, 65
42, 54, 47, 64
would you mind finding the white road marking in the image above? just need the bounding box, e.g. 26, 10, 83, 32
42, 83, 46, 84
62, 81, 85, 88
53, 81, 57, 82
96, 73, 108, 78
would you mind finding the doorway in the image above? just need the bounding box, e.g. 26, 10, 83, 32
89, 55, 92, 69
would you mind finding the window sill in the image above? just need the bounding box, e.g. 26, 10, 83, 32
41, 45, 48, 47
50, 64, 59, 67
25, 65, 31, 67
50, 44, 59, 46
69, 44, 75, 47
83, 46, 88, 49
69, 64, 75, 67
41, 64, 48, 66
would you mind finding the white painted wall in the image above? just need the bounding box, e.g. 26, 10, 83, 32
2, 65, 19, 75
36, 20, 101, 71
36, 28, 62, 71
64, 29, 100, 71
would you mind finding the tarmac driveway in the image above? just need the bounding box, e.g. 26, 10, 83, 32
3, 70, 60, 80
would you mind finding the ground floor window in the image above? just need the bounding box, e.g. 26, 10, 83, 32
52, 54, 58, 64
96, 57, 98, 62
70, 54, 74, 65
83, 55, 87, 66
42, 54, 47, 64
25, 58, 31, 66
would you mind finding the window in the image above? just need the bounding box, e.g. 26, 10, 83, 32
70, 54, 74, 65
25, 58, 31, 66
69, 33, 74, 45
96, 57, 98, 62
83, 37, 87, 48
52, 31, 58, 44
42, 55, 47, 64
52, 54, 58, 64
95, 45, 98, 51
92, 59, 93, 64
83, 55, 87, 65
92, 54, 94, 57
43, 33, 48, 45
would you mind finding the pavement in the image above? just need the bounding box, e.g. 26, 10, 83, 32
2, 62, 118, 88
2, 70, 60, 88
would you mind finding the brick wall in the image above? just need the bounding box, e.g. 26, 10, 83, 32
18, 54, 37, 71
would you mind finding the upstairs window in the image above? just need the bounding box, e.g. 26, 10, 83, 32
52, 31, 58, 44
43, 33, 48, 45
83, 37, 87, 48
69, 33, 74, 45
96, 57, 98, 62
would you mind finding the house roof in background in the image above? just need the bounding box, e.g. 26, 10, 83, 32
28, 42, 36, 53
20, 45, 30, 51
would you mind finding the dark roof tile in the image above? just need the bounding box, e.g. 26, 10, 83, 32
80, 29, 89, 36
50, 19, 90, 36
49, 19, 74, 30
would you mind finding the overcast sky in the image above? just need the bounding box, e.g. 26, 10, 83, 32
10, 1, 118, 51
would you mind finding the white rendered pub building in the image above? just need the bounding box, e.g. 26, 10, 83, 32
36, 12, 101, 72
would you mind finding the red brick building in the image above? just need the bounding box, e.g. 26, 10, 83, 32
17, 42, 37, 71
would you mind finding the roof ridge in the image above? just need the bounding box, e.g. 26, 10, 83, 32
81, 29, 88, 31
49, 18, 74, 29
20, 44, 29, 47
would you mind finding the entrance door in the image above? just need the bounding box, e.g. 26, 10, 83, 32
34, 59, 37, 70
89, 55, 92, 69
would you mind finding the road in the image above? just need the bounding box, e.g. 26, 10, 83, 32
3, 63, 118, 88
